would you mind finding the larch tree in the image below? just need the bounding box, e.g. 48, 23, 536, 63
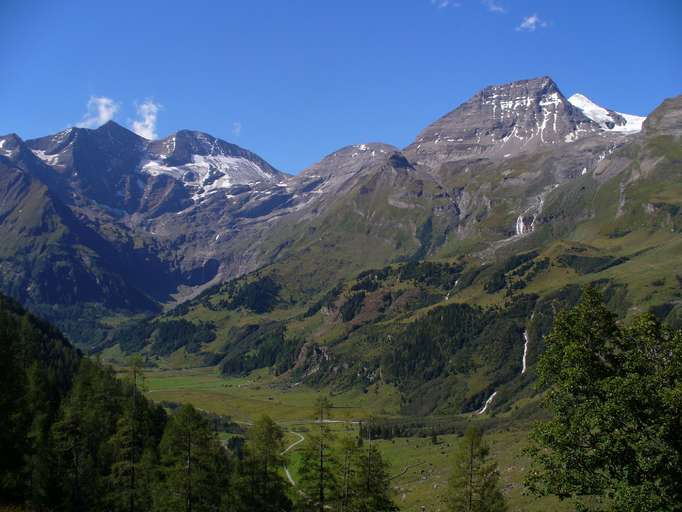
447, 426, 507, 512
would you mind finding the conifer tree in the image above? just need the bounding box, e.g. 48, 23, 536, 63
297, 396, 339, 512
52, 359, 123, 511
348, 443, 397, 512
106, 356, 149, 512
236, 414, 292, 511
155, 404, 231, 512
447, 426, 506, 512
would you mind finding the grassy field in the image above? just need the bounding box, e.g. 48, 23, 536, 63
134, 365, 574, 512
140, 366, 401, 423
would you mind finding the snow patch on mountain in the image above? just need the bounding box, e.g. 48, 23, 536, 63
31, 149, 62, 167
0, 137, 18, 157
141, 154, 274, 200
568, 93, 645, 133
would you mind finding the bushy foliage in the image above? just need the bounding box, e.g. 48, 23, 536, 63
340, 292, 366, 322
151, 319, 216, 355
398, 260, 463, 289
556, 254, 628, 275
526, 288, 682, 511
380, 296, 536, 414
115, 318, 216, 355
484, 251, 538, 294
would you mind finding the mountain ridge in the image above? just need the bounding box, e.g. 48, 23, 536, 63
1, 75, 678, 349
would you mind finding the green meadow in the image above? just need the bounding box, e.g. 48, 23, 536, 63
137, 365, 575, 512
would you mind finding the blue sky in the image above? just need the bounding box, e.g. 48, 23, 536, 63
1, 0, 680, 172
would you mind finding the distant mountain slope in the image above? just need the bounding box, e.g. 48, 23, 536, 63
2, 124, 289, 343
2, 76, 678, 353
102, 91, 682, 418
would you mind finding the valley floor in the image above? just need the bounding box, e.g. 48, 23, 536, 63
135, 366, 573, 512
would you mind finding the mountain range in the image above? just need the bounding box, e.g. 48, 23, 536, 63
1, 75, 681, 413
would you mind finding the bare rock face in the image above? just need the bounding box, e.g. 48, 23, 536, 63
295, 142, 399, 195
642, 94, 682, 137
404, 76, 599, 168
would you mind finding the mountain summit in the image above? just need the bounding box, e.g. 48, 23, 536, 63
404, 76, 599, 167
142, 130, 285, 202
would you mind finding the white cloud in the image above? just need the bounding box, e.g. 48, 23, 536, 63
431, 0, 461, 9
131, 99, 161, 140
481, 0, 505, 13
77, 96, 120, 128
516, 14, 548, 31
232, 121, 242, 137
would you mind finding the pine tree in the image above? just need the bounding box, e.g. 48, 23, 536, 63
23, 362, 54, 507
348, 443, 397, 512
297, 396, 339, 512
236, 414, 292, 511
338, 436, 360, 512
0, 310, 28, 500
431, 427, 439, 445
447, 426, 507, 512
52, 359, 123, 511
106, 355, 156, 512
155, 404, 231, 512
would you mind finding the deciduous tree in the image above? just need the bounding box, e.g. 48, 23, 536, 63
526, 288, 682, 511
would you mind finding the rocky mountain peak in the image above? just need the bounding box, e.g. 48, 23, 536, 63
0, 133, 25, 159
140, 131, 284, 202
404, 76, 600, 167
301, 143, 399, 179
641, 94, 682, 137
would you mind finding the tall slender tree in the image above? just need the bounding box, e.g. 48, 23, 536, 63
349, 443, 397, 512
107, 356, 149, 512
236, 414, 292, 511
297, 396, 339, 512
52, 359, 123, 511
447, 426, 506, 512
155, 404, 231, 512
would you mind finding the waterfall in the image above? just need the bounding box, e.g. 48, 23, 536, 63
515, 194, 546, 236
515, 214, 526, 236
476, 391, 497, 415
516, 213, 536, 236
521, 331, 529, 374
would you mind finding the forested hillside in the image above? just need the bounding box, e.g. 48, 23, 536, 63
0, 294, 401, 512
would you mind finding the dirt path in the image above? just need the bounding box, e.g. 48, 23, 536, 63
281, 431, 305, 486
281, 431, 305, 455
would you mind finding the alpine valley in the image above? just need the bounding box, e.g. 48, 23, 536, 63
1, 75, 681, 419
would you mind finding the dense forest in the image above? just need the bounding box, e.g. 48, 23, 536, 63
0, 293, 402, 511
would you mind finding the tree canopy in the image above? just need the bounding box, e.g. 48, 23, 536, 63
526, 287, 682, 511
